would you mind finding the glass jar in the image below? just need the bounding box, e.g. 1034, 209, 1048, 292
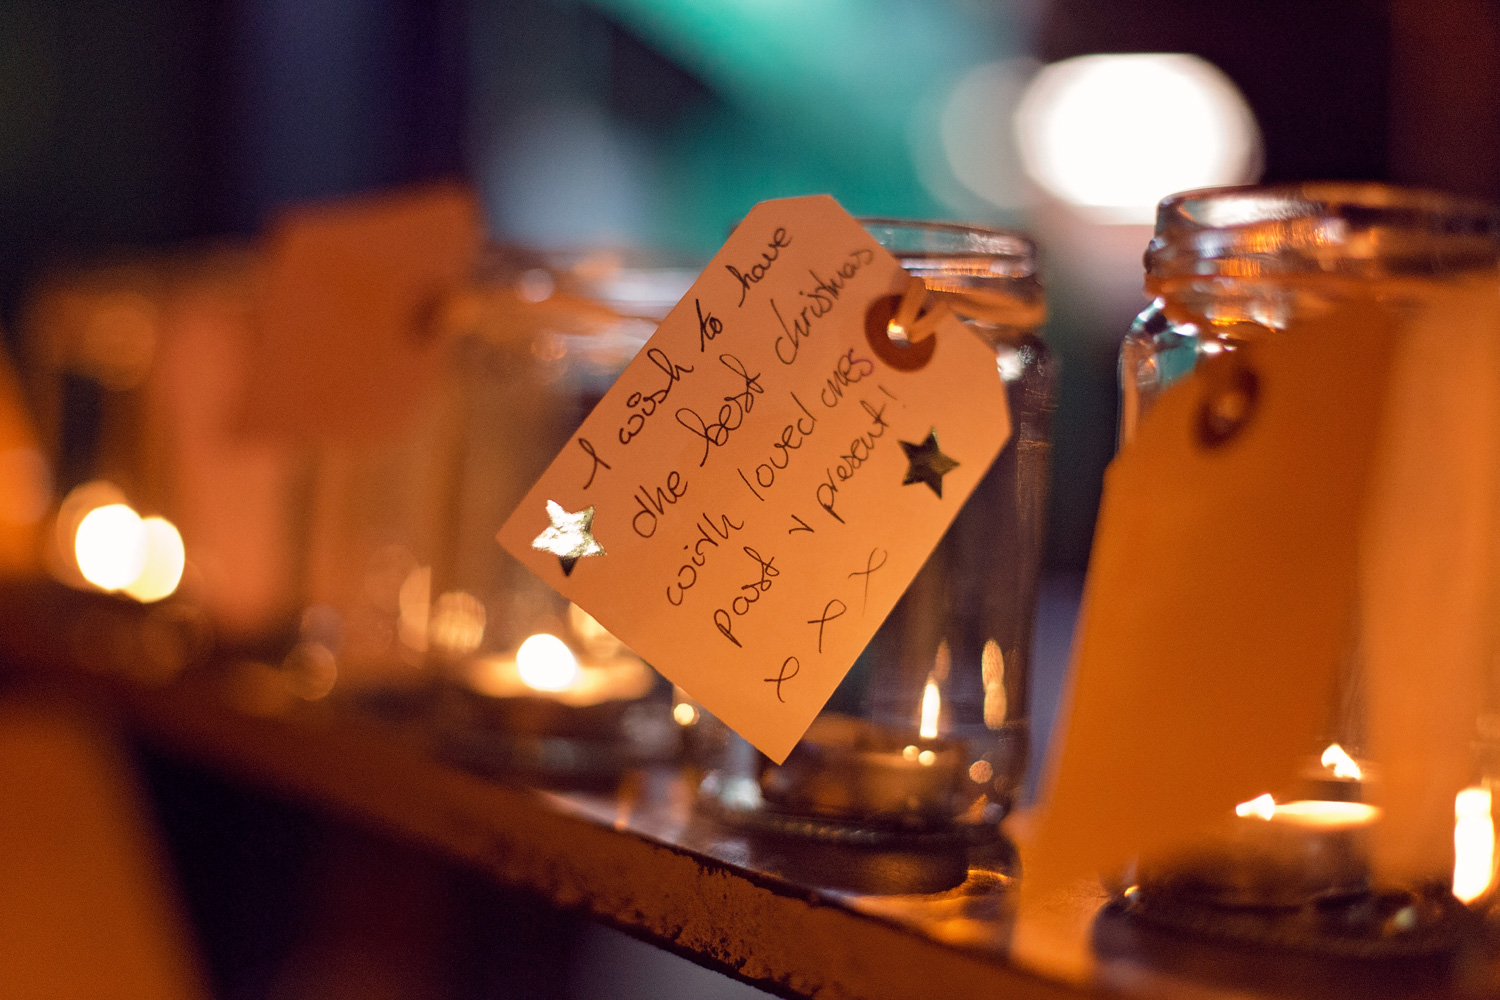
697, 220, 1054, 843
1106, 182, 1500, 939
1120, 183, 1500, 445
424, 253, 698, 784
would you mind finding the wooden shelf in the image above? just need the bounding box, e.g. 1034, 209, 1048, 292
9, 584, 1494, 1000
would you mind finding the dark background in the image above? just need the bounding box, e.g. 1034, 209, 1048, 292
0, 0, 1490, 566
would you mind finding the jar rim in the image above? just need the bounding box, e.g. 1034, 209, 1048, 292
859, 217, 1037, 276
1145, 182, 1500, 280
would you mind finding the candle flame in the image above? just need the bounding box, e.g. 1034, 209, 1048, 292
919, 676, 941, 740
1234, 794, 1379, 827
1235, 792, 1277, 820
516, 633, 580, 692
1453, 786, 1495, 904
1321, 743, 1362, 780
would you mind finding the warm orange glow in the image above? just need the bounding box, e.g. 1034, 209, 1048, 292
1270, 800, 1379, 828
1453, 786, 1495, 904
122, 516, 185, 602
1321, 743, 1363, 780
919, 675, 941, 740
0, 447, 49, 526
1235, 792, 1277, 820
74, 503, 147, 591
569, 602, 623, 657
1235, 793, 1380, 827
516, 633, 581, 692
429, 591, 486, 654
397, 565, 431, 651
981, 638, 1007, 729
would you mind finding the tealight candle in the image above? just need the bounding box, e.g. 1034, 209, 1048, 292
1145, 793, 1381, 908
757, 713, 967, 829
460, 631, 656, 736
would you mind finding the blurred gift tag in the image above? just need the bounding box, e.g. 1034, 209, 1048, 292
241, 183, 483, 442
1014, 300, 1399, 979
497, 195, 1010, 763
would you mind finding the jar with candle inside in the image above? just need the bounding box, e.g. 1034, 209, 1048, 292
423, 253, 698, 785
696, 220, 1054, 863
1107, 183, 1500, 955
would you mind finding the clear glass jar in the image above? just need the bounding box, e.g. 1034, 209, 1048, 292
1107, 182, 1500, 938
697, 220, 1054, 841
423, 253, 698, 784
1120, 183, 1500, 445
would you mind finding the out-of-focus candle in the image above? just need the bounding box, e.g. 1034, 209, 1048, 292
1452, 785, 1495, 904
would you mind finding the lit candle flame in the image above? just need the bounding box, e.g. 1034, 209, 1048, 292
1453, 785, 1495, 904
1233, 793, 1379, 827
919, 675, 941, 740
1321, 743, 1363, 780
516, 633, 581, 692
1235, 792, 1277, 820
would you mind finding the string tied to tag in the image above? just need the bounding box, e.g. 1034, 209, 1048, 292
864, 274, 949, 372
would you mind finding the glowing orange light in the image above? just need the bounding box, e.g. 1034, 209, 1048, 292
1270, 800, 1379, 828
919, 676, 941, 740
1235, 792, 1277, 820
1321, 743, 1363, 780
122, 516, 185, 602
1453, 786, 1495, 904
1235, 793, 1378, 827
74, 503, 147, 590
397, 565, 431, 651
516, 633, 580, 692
429, 591, 486, 654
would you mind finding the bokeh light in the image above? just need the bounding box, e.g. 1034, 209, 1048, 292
1454, 786, 1495, 903
516, 633, 581, 692
74, 503, 148, 591
1014, 53, 1261, 223
429, 591, 486, 655
123, 516, 186, 602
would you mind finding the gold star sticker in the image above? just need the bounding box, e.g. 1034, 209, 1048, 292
531, 500, 606, 576
899, 430, 960, 498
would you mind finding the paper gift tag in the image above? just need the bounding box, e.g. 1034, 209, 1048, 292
1014, 300, 1399, 979
240, 182, 483, 442
497, 195, 1011, 763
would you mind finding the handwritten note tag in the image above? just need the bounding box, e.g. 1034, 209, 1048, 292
497, 195, 1011, 763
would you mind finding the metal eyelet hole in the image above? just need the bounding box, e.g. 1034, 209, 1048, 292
864, 294, 937, 372
1197, 363, 1259, 449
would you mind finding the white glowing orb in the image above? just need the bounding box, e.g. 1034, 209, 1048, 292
516, 633, 581, 692
1014, 53, 1262, 223
123, 517, 185, 603
1454, 786, 1495, 904
74, 503, 148, 591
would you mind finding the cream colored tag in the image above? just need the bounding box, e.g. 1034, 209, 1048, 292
497, 195, 1011, 763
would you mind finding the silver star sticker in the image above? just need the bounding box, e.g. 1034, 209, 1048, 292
531, 500, 606, 576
